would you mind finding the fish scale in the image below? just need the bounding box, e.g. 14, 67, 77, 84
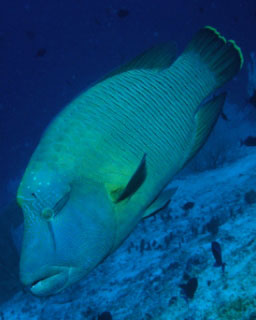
35, 65, 205, 196
17, 26, 243, 296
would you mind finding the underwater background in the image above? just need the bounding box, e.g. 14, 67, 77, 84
1, 0, 256, 319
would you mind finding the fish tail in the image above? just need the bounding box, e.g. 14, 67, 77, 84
167, 26, 243, 112
184, 26, 243, 87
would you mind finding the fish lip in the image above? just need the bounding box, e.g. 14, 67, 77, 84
29, 269, 69, 296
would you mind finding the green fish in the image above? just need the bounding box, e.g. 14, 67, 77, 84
17, 26, 243, 296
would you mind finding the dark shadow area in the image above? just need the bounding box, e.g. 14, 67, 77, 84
0, 201, 23, 304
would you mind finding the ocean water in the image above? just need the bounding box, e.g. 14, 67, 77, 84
1, 0, 256, 319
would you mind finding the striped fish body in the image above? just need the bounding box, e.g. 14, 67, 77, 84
33, 68, 201, 244
17, 26, 243, 295
36, 32, 239, 242
53, 69, 195, 194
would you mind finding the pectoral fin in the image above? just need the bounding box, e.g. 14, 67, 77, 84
182, 92, 226, 169
143, 187, 178, 218
113, 154, 147, 203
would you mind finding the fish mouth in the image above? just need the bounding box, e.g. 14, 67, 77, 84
30, 269, 69, 296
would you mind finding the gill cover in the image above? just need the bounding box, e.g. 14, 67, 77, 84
17, 165, 71, 221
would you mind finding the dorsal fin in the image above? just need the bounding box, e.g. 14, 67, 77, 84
101, 42, 177, 81
182, 92, 226, 168
112, 154, 147, 203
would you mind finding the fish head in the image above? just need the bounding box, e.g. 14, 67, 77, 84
17, 164, 115, 296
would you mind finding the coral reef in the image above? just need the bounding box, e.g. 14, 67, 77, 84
1, 149, 256, 319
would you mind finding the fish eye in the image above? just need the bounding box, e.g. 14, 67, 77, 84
41, 207, 54, 220
41, 191, 70, 220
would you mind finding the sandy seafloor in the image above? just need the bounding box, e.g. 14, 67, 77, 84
2, 145, 256, 320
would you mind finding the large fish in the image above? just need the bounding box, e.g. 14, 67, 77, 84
17, 26, 243, 296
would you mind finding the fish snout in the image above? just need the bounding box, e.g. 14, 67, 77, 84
19, 225, 70, 296
20, 265, 70, 296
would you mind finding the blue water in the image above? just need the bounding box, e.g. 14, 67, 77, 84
1, 0, 255, 207
0, 0, 256, 319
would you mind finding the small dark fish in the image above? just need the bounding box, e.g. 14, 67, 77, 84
98, 311, 112, 320
249, 89, 256, 107
117, 9, 130, 18
211, 241, 226, 272
35, 48, 47, 57
179, 277, 198, 299
244, 189, 256, 205
199, 7, 205, 14
241, 136, 256, 147
220, 111, 229, 121
182, 201, 195, 211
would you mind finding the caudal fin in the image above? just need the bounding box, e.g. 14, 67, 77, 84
184, 26, 243, 87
